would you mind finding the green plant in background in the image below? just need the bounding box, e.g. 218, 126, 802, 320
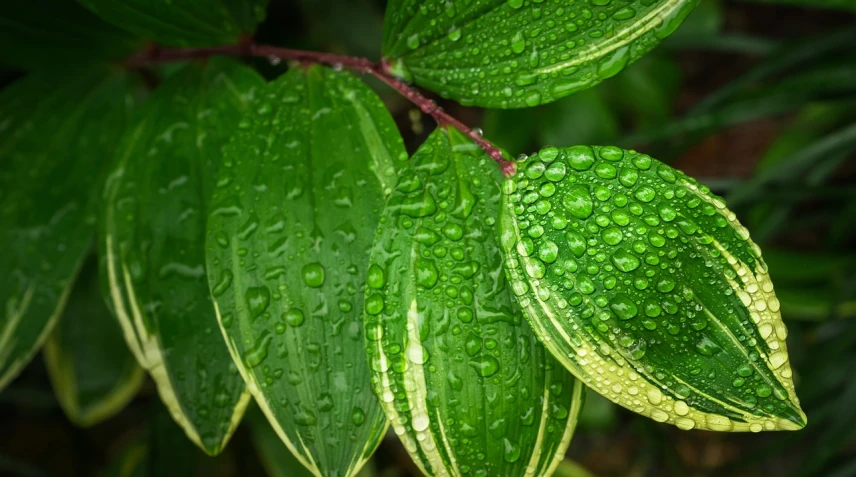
10, 0, 856, 476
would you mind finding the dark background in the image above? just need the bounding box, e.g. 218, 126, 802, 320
2, 1, 855, 476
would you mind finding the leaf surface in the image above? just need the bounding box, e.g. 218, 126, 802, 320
205, 65, 408, 477
44, 258, 144, 427
78, 0, 269, 47
381, 0, 699, 108
363, 128, 584, 477
0, 0, 140, 70
100, 58, 265, 455
0, 68, 142, 391
499, 145, 806, 432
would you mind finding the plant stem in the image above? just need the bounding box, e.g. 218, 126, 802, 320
126, 43, 516, 176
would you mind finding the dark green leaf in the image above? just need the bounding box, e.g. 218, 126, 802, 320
0, 68, 142, 391
363, 128, 584, 476
381, 0, 699, 108
0, 0, 140, 71
78, 0, 269, 47
205, 65, 408, 477
499, 145, 806, 432
44, 257, 144, 427
100, 58, 265, 455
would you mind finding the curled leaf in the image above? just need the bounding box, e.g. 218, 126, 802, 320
499, 145, 806, 432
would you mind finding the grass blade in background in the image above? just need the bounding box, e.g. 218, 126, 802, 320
100, 58, 265, 455
205, 65, 407, 477
500, 145, 806, 432
0, 68, 142, 391
44, 257, 144, 427
381, 0, 700, 108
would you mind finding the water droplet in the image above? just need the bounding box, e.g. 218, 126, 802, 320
246, 286, 270, 319
302, 263, 325, 288
284, 308, 304, 327
566, 145, 596, 171
562, 184, 593, 219
471, 355, 500, 377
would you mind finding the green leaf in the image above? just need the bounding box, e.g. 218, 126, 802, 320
44, 257, 144, 427
100, 58, 265, 455
205, 65, 408, 477
0, 0, 140, 71
0, 68, 142, 391
363, 128, 584, 476
249, 406, 379, 477
78, 0, 269, 47
381, 0, 700, 108
499, 145, 807, 432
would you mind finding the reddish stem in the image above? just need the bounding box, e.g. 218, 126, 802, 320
125, 43, 516, 176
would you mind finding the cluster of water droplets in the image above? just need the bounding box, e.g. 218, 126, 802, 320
500, 145, 804, 431
384, 0, 696, 107
364, 131, 579, 476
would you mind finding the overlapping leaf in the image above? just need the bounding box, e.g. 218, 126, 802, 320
78, 0, 269, 47
0, 68, 142, 391
364, 127, 585, 476
100, 58, 265, 455
381, 0, 699, 108
499, 145, 806, 432
205, 65, 408, 477
44, 258, 144, 427
0, 0, 140, 70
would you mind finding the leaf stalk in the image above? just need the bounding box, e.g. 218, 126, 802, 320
125, 43, 516, 176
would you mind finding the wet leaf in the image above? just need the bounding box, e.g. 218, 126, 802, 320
364, 128, 584, 476
205, 65, 408, 477
0, 0, 140, 71
499, 145, 807, 432
78, 0, 269, 47
381, 0, 699, 108
249, 406, 380, 477
44, 258, 144, 427
0, 68, 142, 391
101, 58, 265, 455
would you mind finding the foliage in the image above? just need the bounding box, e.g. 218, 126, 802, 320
2, 0, 854, 476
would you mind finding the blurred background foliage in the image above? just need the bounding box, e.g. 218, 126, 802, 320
1, 0, 855, 476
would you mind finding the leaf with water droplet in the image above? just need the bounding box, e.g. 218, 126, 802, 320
0, 67, 142, 393
364, 128, 584, 477
78, 0, 270, 47
43, 258, 144, 427
205, 65, 407, 477
500, 145, 806, 432
101, 59, 264, 455
382, 0, 699, 108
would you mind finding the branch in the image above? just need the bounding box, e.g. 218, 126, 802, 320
125, 43, 516, 176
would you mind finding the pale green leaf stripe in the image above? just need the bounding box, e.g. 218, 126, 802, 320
382, 0, 699, 108
0, 69, 141, 391
100, 58, 265, 455
499, 145, 806, 432
363, 127, 584, 477
44, 259, 144, 427
205, 65, 408, 477
78, 0, 269, 47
